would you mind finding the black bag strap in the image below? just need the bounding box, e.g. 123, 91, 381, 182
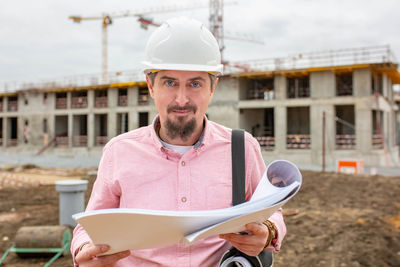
227, 129, 274, 267
231, 129, 246, 206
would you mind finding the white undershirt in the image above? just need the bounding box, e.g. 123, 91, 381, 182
159, 139, 192, 156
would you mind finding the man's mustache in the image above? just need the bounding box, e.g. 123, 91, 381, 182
167, 104, 197, 113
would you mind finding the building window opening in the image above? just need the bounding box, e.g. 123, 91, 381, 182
371, 73, 383, 95
118, 89, 128, 106
287, 76, 310, 98
43, 93, 48, 105
372, 110, 384, 149
336, 73, 353, 96
56, 92, 67, 109
138, 88, 149, 105
95, 114, 108, 146
286, 107, 310, 149
42, 118, 48, 145
247, 78, 274, 100
117, 113, 129, 134
7, 96, 18, 111
73, 115, 88, 147
139, 112, 149, 127
95, 90, 108, 108
7, 117, 18, 147
255, 108, 275, 151
335, 105, 355, 149
55, 115, 68, 147
72, 91, 88, 109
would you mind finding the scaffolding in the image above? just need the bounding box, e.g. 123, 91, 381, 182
0, 45, 397, 94
230, 45, 397, 73
0, 70, 144, 93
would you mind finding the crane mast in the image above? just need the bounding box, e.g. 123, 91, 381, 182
209, 0, 225, 62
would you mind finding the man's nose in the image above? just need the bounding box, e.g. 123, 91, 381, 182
175, 86, 189, 106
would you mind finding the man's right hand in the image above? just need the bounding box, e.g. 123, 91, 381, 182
75, 243, 131, 267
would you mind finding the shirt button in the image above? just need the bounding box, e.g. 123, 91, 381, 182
181, 197, 187, 203
181, 161, 185, 166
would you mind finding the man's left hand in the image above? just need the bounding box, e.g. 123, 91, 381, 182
219, 222, 268, 257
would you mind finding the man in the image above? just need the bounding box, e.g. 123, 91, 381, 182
71, 17, 286, 266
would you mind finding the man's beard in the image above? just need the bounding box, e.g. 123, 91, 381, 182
164, 104, 197, 141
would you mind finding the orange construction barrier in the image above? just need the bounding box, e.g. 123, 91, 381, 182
337, 160, 364, 174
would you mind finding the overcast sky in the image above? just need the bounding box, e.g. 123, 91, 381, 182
1, 0, 400, 86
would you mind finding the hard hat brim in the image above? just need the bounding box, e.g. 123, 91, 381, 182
142, 62, 223, 76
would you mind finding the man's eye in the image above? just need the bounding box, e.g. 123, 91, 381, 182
191, 81, 201, 88
166, 80, 175, 86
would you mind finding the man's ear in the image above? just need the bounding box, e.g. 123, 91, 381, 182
146, 74, 155, 98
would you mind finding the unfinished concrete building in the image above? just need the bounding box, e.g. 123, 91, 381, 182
0, 45, 399, 170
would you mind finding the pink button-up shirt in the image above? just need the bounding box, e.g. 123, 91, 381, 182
71, 116, 286, 266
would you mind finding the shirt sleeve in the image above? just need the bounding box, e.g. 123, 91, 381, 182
244, 133, 287, 253
70, 144, 121, 262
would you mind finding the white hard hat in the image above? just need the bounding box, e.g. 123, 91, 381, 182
142, 17, 223, 76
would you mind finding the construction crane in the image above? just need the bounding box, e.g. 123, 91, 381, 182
69, 2, 237, 83
69, 1, 262, 82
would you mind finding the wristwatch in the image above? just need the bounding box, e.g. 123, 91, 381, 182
262, 220, 277, 248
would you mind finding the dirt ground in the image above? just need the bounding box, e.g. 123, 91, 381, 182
0, 168, 399, 267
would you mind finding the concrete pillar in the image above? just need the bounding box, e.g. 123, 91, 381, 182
3, 97, 8, 113
48, 114, 55, 143
67, 92, 71, 109
17, 115, 24, 145
238, 78, 251, 100
128, 86, 138, 107
354, 69, 371, 97
388, 79, 393, 102
88, 113, 94, 148
47, 92, 56, 111
107, 112, 117, 139
108, 87, 118, 108
68, 114, 73, 148
382, 73, 390, 98
274, 75, 286, 100
55, 180, 88, 227
310, 71, 335, 98
355, 100, 372, 153
87, 90, 94, 109
129, 110, 138, 130
385, 109, 396, 147
274, 106, 287, 152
